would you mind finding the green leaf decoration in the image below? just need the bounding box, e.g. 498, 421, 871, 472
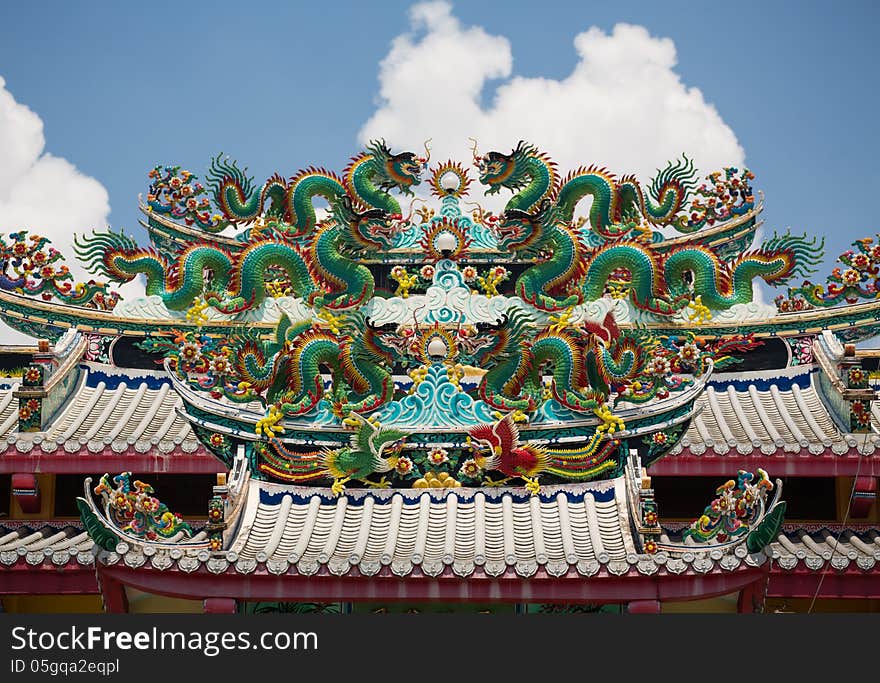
746, 501, 786, 554
76, 497, 120, 552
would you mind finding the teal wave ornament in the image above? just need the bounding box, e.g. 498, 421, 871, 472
425, 259, 467, 323
535, 399, 582, 423
393, 195, 497, 250
287, 398, 344, 427
374, 362, 496, 428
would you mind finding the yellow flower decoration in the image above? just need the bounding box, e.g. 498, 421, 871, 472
446, 363, 465, 388
407, 365, 429, 391
316, 308, 344, 335
390, 267, 419, 299
266, 279, 291, 298
185, 297, 210, 326
414, 471, 462, 489
607, 280, 630, 300
476, 268, 507, 298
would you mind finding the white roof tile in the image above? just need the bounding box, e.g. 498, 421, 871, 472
1, 366, 203, 454
225, 479, 634, 577
674, 372, 880, 456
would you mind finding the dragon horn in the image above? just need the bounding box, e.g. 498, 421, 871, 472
402, 196, 426, 224
468, 137, 481, 164
412, 303, 427, 330
421, 138, 432, 165
463, 200, 492, 229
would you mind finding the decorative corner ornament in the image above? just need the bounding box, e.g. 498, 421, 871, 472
683, 469, 774, 544
93, 472, 193, 541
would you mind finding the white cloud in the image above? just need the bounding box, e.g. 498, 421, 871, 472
360, 1, 745, 196
0, 76, 139, 344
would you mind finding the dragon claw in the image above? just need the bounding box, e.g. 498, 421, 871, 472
686, 295, 712, 324
548, 306, 575, 333
594, 405, 624, 435
364, 476, 391, 489
509, 409, 529, 424
491, 409, 529, 423
524, 477, 541, 496
255, 405, 285, 437
342, 413, 361, 428
331, 476, 350, 496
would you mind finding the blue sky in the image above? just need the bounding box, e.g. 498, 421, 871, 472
1, 0, 878, 278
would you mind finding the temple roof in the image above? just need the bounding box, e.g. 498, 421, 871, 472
40, 369, 199, 454
226, 478, 637, 578
668, 367, 880, 457
766, 526, 880, 572
2, 518, 877, 579
4, 362, 878, 467
0, 365, 210, 462
0, 522, 95, 568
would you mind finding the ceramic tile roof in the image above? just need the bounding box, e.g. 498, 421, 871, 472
0, 523, 95, 568
95, 483, 880, 578
1, 366, 203, 455
767, 527, 880, 572
41, 375, 199, 454
86, 477, 768, 579
668, 368, 880, 457
224, 479, 637, 578
4, 516, 878, 580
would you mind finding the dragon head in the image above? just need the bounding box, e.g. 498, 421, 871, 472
457, 315, 509, 365
475, 140, 535, 195
362, 316, 409, 362
458, 309, 532, 367
495, 199, 555, 253
332, 195, 400, 250
377, 431, 408, 460
365, 139, 426, 197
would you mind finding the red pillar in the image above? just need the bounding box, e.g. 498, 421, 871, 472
852, 477, 877, 518
737, 577, 768, 613
204, 598, 237, 614
627, 599, 661, 613
11, 474, 41, 513
98, 572, 129, 614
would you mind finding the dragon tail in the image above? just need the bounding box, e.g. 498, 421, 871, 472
645, 155, 698, 227
73, 228, 144, 283
756, 231, 825, 283
649, 155, 698, 202
207, 154, 259, 222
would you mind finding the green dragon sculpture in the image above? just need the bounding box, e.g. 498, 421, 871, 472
475, 140, 696, 237
173, 312, 402, 419
490, 199, 819, 314
458, 309, 671, 414
75, 140, 428, 313
208, 139, 427, 236
74, 229, 319, 313
580, 233, 824, 316
493, 201, 589, 311
476, 141, 820, 313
